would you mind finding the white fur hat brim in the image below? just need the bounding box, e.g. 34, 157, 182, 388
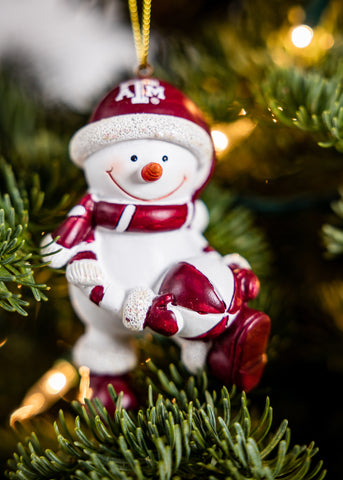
69, 113, 214, 168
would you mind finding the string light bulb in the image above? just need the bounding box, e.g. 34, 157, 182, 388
291, 25, 314, 48
211, 118, 256, 159
45, 371, 67, 394
267, 5, 335, 65
211, 130, 229, 153
10, 360, 79, 426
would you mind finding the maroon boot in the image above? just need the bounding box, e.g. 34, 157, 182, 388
207, 308, 271, 392
89, 373, 139, 413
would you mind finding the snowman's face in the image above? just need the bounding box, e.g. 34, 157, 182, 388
84, 139, 198, 203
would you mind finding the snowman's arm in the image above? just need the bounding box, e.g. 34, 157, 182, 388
191, 200, 210, 232
224, 253, 251, 270
123, 289, 227, 338
40, 233, 75, 269
66, 251, 125, 313
41, 192, 124, 311
40, 194, 94, 268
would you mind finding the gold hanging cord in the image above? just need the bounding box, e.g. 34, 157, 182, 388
128, 0, 153, 76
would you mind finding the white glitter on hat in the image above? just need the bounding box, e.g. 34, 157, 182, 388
69, 113, 213, 168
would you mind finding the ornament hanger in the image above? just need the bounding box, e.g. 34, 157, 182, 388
128, 0, 153, 77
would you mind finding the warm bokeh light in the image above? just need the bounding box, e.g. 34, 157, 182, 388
211, 130, 229, 152
291, 25, 314, 48
319, 31, 334, 50
78, 365, 92, 403
10, 360, 79, 426
287, 6, 306, 25
211, 119, 256, 160
46, 372, 67, 394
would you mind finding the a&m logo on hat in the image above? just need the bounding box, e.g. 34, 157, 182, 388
115, 79, 166, 105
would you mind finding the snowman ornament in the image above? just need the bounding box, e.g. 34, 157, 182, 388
42, 77, 270, 409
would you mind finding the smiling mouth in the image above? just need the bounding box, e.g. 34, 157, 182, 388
106, 169, 187, 202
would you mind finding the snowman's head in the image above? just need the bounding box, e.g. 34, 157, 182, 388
69, 78, 215, 202
84, 139, 198, 203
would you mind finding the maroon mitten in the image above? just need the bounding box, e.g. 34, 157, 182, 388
207, 308, 271, 391
89, 373, 139, 413
233, 268, 260, 302
145, 293, 179, 336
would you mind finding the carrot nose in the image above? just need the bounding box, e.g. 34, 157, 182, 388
141, 162, 163, 182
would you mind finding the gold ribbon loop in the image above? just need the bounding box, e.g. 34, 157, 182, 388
128, 0, 152, 75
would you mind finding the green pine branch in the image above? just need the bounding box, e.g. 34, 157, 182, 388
6, 359, 326, 480
0, 158, 48, 315
262, 65, 343, 151
322, 187, 343, 256
0, 68, 86, 230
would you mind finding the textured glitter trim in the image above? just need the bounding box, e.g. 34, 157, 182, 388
122, 287, 155, 331
69, 113, 213, 167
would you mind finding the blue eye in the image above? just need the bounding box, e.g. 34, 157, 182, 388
131, 155, 138, 162
162, 155, 168, 162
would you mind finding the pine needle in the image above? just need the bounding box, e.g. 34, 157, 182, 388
6, 363, 326, 480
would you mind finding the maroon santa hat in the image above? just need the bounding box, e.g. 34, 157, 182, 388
69, 78, 215, 191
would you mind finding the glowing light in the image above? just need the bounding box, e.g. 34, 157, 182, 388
319, 32, 334, 50
0, 338, 7, 348
10, 360, 79, 424
287, 6, 305, 25
211, 119, 256, 159
46, 372, 67, 394
78, 366, 92, 403
291, 25, 314, 48
211, 130, 229, 152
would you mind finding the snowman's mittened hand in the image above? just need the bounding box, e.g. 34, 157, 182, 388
122, 287, 155, 331
145, 294, 180, 336
66, 257, 104, 287
234, 268, 260, 302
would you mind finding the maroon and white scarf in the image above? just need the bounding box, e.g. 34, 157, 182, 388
94, 200, 194, 232
52, 194, 195, 249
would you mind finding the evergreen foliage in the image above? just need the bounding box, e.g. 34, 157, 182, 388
263, 65, 343, 151
0, 69, 86, 229
322, 187, 343, 255
0, 159, 48, 316
2, 0, 343, 476
6, 360, 326, 480
203, 184, 272, 276
0, 68, 86, 316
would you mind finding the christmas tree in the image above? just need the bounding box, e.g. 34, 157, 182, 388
1, 0, 343, 477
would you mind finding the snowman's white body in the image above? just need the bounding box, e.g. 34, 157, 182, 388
96, 225, 207, 290
69, 211, 211, 375
43, 138, 247, 376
